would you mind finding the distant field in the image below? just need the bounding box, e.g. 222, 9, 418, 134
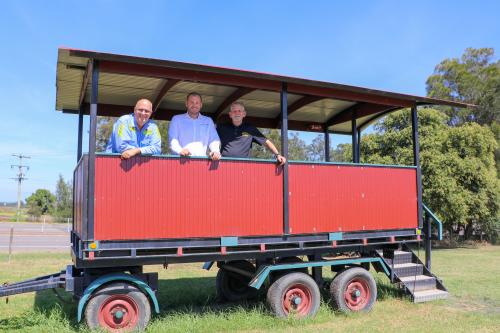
0, 246, 498, 332
0, 207, 26, 222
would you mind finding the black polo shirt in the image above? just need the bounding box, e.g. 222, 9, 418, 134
217, 123, 267, 158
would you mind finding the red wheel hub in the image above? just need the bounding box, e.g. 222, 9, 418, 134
98, 295, 139, 331
344, 278, 370, 311
282, 284, 312, 316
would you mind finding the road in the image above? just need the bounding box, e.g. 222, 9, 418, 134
0, 222, 70, 252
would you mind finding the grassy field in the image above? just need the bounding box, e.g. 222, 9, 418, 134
0, 246, 499, 332
0, 206, 28, 222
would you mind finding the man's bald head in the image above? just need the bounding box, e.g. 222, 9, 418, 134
135, 99, 153, 110
134, 98, 153, 130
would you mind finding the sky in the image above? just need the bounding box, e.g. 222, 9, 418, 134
0, 0, 498, 203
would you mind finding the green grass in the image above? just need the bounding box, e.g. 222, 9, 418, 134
0, 246, 499, 332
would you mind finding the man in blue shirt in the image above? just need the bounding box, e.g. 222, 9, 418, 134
105, 99, 161, 159
168, 92, 221, 160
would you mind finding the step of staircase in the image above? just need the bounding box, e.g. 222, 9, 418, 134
393, 263, 423, 277
383, 250, 413, 265
399, 275, 437, 291
412, 289, 448, 303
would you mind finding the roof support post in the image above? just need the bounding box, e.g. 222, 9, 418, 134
324, 129, 330, 162
87, 60, 99, 241
411, 106, 423, 229
77, 108, 84, 162
280, 83, 289, 235
356, 129, 361, 162
351, 110, 359, 163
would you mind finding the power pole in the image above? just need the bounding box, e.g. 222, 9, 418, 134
11, 154, 30, 222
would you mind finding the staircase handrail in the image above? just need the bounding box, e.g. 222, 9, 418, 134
423, 204, 443, 241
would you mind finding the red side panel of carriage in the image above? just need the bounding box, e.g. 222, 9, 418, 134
73, 155, 418, 241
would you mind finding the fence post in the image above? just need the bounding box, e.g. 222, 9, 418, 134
42, 217, 45, 233
8, 227, 14, 263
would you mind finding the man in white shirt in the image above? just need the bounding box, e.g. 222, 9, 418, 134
168, 92, 221, 160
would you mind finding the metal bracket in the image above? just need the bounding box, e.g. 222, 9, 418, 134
248, 257, 388, 290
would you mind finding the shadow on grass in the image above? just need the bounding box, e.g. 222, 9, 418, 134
375, 281, 405, 301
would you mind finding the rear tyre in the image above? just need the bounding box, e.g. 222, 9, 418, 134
267, 272, 320, 318
330, 267, 377, 312
84, 282, 151, 332
216, 260, 258, 301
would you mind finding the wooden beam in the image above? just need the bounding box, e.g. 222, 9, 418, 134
325, 103, 393, 128
288, 83, 415, 108
357, 107, 400, 130
78, 61, 93, 107
76, 103, 325, 132
99, 60, 281, 91
152, 79, 180, 112
274, 95, 324, 126
212, 87, 256, 120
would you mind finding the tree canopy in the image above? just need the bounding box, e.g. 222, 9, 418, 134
54, 174, 72, 219
361, 108, 499, 239
426, 47, 499, 126
26, 189, 55, 217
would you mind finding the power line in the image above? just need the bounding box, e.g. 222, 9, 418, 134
11, 154, 30, 221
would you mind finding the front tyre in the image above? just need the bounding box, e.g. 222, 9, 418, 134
267, 272, 320, 318
84, 282, 151, 332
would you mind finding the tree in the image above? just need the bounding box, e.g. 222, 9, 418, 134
55, 174, 72, 219
361, 108, 499, 241
426, 47, 500, 126
250, 129, 308, 161
26, 189, 55, 217
306, 135, 325, 161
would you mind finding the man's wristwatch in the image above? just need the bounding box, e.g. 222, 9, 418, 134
273, 154, 281, 159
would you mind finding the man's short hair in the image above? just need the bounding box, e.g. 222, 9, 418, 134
230, 101, 245, 111
186, 92, 202, 102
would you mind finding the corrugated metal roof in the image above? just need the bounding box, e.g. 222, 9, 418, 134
56, 47, 473, 134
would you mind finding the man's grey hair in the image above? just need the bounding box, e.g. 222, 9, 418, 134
230, 101, 245, 111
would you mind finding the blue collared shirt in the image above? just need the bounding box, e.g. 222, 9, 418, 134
105, 114, 161, 155
168, 113, 220, 156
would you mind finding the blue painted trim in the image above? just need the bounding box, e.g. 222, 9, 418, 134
328, 232, 343, 241
423, 204, 443, 241
202, 261, 214, 270
220, 237, 238, 246
92, 152, 416, 169
77, 273, 160, 322
93, 152, 277, 164
248, 257, 388, 290
289, 160, 417, 169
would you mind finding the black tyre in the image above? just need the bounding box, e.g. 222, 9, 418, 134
330, 267, 377, 312
84, 282, 151, 331
267, 272, 320, 318
270, 256, 308, 283
216, 260, 258, 301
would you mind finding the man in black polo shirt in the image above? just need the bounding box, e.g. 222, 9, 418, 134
217, 101, 286, 165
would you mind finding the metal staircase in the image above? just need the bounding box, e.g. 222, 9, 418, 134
375, 203, 449, 302
376, 245, 448, 303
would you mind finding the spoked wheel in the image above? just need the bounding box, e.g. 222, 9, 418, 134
85, 282, 151, 332
330, 267, 377, 312
267, 272, 320, 318
216, 260, 258, 301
